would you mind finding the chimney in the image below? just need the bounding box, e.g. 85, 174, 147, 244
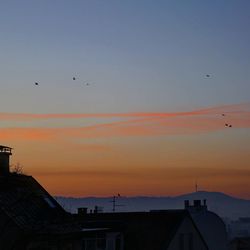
193, 200, 201, 207
203, 199, 207, 206
0, 145, 12, 176
94, 206, 104, 214
184, 200, 190, 209
77, 207, 88, 215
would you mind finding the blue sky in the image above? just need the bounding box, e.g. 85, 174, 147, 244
0, 0, 249, 113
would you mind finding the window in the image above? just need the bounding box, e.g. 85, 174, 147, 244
62, 243, 73, 250
188, 233, 193, 250
115, 237, 121, 250
106, 239, 115, 250
82, 238, 106, 250
179, 233, 184, 250
83, 239, 95, 250
97, 238, 106, 250
43, 196, 56, 208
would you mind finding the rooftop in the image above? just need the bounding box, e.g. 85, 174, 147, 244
0, 173, 75, 233
76, 210, 192, 250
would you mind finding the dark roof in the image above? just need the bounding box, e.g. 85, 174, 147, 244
0, 173, 122, 250
77, 210, 194, 250
0, 174, 75, 232
0, 173, 122, 240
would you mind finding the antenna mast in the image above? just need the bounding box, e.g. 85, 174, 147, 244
195, 180, 198, 192
110, 194, 123, 212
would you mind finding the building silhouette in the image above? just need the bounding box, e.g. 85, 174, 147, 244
1, 145, 229, 250
0, 145, 120, 250
75, 210, 208, 250
185, 199, 228, 250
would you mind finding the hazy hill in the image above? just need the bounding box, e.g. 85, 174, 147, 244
55, 191, 250, 220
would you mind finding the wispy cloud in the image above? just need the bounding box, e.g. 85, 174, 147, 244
0, 103, 250, 142
0, 111, 200, 121
1, 103, 249, 121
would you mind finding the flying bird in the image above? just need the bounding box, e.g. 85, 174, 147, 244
73, 77, 76, 80
229, 125, 232, 128
222, 114, 225, 116
34, 82, 39, 86
225, 123, 228, 127
205, 74, 210, 78
83, 82, 91, 86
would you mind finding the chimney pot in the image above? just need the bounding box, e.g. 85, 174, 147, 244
0, 145, 12, 176
77, 207, 88, 215
194, 200, 201, 207
184, 200, 190, 209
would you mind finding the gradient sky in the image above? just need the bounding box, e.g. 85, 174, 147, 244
0, 1, 250, 198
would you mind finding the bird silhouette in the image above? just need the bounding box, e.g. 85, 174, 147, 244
82, 82, 91, 86
225, 123, 228, 127
34, 82, 39, 86
222, 114, 225, 116
73, 77, 76, 80
206, 74, 210, 78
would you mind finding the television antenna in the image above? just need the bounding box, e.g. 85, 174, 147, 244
109, 194, 124, 212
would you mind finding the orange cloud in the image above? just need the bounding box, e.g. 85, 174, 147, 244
65, 143, 111, 152
0, 111, 197, 121
2, 103, 249, 198
0, 127, 57, 140
0, 102, 249, 121
0, 103, 250, 142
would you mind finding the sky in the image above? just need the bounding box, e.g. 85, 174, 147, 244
0, 0, 250, 198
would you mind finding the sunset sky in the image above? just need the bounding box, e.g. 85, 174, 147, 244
0, 1, 250, 198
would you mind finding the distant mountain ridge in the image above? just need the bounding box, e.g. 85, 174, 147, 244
55, 191, 250, 220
